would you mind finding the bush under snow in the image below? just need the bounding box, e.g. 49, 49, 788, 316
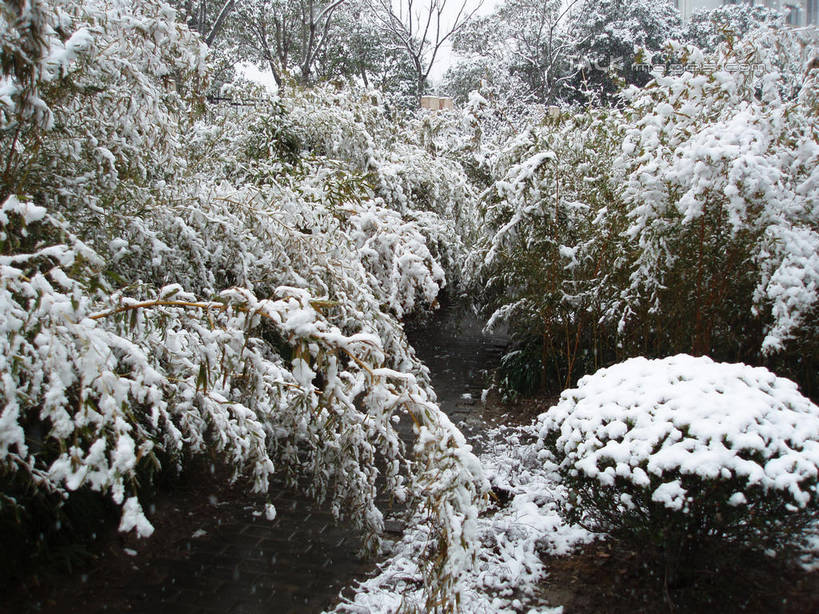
537, 354, 819, 570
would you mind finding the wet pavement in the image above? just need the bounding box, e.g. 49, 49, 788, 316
109, 499, 371, 614
6, 477, 378, 614
6, 299, 506, 614
405, 297, 509, 444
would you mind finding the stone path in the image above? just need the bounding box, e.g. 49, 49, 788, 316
6, 299, 506, 614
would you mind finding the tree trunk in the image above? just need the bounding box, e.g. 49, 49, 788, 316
359, 63, 370, 88
205, 0, 237, 46
266, 57, 283, 87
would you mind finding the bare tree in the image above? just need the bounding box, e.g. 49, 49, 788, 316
234, 0, 348, 86
172, 0, 241, 45
450, 0, 587, 103
510, 0, 584, 103
367, 0, 484, 100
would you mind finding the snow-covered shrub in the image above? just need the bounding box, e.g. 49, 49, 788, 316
0, 189, 479, 549
615, 29, 819, 392
1, 0, 207, 212
281, 84, 478, 286
476, 26, 818, 398
1, 2, 488, 607
538, 355, 819, 574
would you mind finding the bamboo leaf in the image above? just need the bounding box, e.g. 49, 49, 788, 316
196, 362, 208, 395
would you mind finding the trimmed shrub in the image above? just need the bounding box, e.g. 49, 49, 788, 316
537, 355, 819, 578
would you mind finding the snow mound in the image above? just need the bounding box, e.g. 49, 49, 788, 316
537, 355, 819, 511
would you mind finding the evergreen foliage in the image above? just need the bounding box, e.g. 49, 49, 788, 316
0, 1, 488, 607
537, 355, 819, 582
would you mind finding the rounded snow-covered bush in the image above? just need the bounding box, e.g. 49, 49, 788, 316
537, 355, 819, 569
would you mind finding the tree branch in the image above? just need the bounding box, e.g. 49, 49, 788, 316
205, 0, 239, 46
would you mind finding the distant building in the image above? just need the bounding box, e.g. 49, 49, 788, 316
673, 0, 818, 25
420, 96, 455, 111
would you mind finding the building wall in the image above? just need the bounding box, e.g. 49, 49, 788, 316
789, 0, 819, 25
420, 96, 455, 111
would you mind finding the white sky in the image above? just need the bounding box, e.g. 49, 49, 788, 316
428, 0, 499, 83
235, 61, 279, 93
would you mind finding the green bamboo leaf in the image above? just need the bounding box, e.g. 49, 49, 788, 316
196, 362, 208, 395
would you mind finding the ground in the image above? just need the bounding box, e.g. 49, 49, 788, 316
537, 538, 819, 613
1, 462, 375, 614
4, 391, 819, 614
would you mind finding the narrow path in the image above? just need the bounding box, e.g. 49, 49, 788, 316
6, 299, 505, 614
405, 297, 508, 442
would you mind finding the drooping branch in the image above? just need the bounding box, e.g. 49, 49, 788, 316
89, 297, 338, 321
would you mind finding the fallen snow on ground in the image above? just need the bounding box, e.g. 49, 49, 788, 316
332, 427, 593, 613
333, 355, 819, 612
